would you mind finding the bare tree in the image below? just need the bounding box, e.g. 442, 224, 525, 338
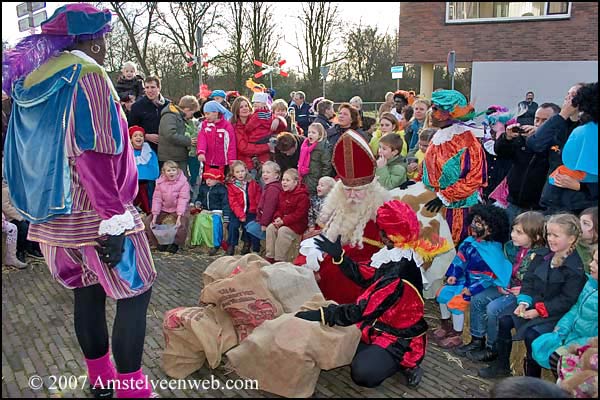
344, 25, 394, 86
107, 2, 157, 77
154, 2, 221, 90
247, 3, 281, 74
293, 2, 341, 87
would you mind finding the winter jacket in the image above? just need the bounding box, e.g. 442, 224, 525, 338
196, 183, 230, 222
152, 171, 191, 216
327, 124, 368, 148
256, 181, 282, 227
128, 95, 171, 152
115, 75, 144, 101
290, 101, 312, 133
273, 134, 305, 174
526, 114, 579, 176
514, 249, 586, 340
234, 120, 270, 170
273, 183, 310, 235
197, 115, 236, 167
483, 143, 512, 202
226, 180, 261, 221
516, 101, 538, 126
376, 155, 407, 190
302, 140, 333, 195
158, 103, 193, 162
313, 113, 332, 130
404, 119, 424, 151
532, 275, 597, 368
495, 133, 549, 210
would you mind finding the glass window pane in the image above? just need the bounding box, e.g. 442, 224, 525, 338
548, 2, 569, 14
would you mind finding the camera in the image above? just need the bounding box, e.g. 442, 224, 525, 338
512, 126, 525, 134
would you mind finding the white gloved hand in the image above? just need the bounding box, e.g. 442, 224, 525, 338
299, 237, 324, 272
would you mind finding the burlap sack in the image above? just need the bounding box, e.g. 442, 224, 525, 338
226, 295, 361, 398
202, 253, 271, 286
162, 305, 238, 379
261, 262, 322, 313
201, 265, 284, 342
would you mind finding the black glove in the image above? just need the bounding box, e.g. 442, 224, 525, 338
424, 197, 444, 213
399, 180, 416, 190
314, 234, 343, 261
294, 309, 321, 322
96, 234, 126, 269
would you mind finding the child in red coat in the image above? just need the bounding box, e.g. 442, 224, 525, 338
265, 168, 310, 262
226, 160, 262, 255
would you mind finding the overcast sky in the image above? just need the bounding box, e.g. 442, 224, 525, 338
2, 2, 400, 70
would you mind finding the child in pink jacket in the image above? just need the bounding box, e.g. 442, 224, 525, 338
197, 100, 236, 170
144, 161, 191, 253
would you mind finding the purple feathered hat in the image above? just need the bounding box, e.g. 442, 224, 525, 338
2, 4, 112, 94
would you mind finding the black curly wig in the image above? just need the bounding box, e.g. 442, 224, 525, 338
571, 82, 599, 124
467, 204, 510, 243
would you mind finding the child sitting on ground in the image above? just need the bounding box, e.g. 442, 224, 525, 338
265, 168, 310, 263
299, 123, 332, 196
376, 133, 407, 190
144, 161, 191, 254
432, 204, 511, 349
130, 126, 159, 214
115, 61, 144, 102
191, 168, 230, 256
226, 160, 262, 255
306, 176, 336, 238
246, 161, 282, 242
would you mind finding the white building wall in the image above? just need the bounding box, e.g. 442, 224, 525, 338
470, 61, 598, 111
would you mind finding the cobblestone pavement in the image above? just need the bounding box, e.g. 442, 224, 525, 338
2, 248, 495, 398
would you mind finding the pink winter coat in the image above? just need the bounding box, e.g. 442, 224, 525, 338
196, 115, 237, 167
152, 171, 191, 216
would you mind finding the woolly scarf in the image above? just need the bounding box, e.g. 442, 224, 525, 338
152, 94, 166, 108
298, 139, 318, 177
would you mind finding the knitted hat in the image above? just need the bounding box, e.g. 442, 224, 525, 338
209, 89, 226, 99
203, 100, 226, 113
331, 130, 375, 187
202, 168, 224, 182
41, 4, 112, 36
128, 125, 145, 137
252, 92, 270, 104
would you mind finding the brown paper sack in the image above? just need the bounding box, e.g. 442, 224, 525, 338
202, 253, 271, 287
162, 305, 238, 379
201, 265, 284, 342
261, 262, 322, 313
226, 295, 361, 398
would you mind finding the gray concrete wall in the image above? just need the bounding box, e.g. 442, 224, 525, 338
470, 61, 598, 112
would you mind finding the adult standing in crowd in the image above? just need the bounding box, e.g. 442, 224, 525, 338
421, 90, 487, 245
350, 96, 365, 122
3, 4, 156, 397
517, 91, 538, 126
290, 90, 312, 133
313, 98, 335, 129
494, 103, 559, 224
230, 96, 266, 175
378, 91, 395, 118
273, 132, 305, 175
128, 75, 171, 154
326, 103, 366, 147
390, 90, 415, 123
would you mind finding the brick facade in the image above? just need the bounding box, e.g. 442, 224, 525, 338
398, 2, 598, 63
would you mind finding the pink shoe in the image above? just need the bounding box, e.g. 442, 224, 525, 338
116, 369, 153, 398
85, 352, 116, 398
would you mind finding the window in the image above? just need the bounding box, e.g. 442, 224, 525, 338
446, 2, 571, 23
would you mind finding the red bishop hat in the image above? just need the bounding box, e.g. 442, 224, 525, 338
332, 130, 376, 187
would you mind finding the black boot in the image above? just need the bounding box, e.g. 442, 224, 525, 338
16, 250, 27, 263
467, 345, 498, 362
157, 245, 168, 252
226, 245, 235, 256
455, 336, 485, 357
524, 356, 542, 378
404, 365, 423, 388
166, 243, 179, 254
208, 247, 219, 256
478, 337, 512, 378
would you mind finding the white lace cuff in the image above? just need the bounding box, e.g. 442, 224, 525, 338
98, 210, 135, 236
436, 192, 451, 207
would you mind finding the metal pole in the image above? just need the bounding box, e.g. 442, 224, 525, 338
397, 79, 400, 91
269, 72, 273, 92
323, 78, 326, 98
198, 63, 202, 93
451, 74, 455, 90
